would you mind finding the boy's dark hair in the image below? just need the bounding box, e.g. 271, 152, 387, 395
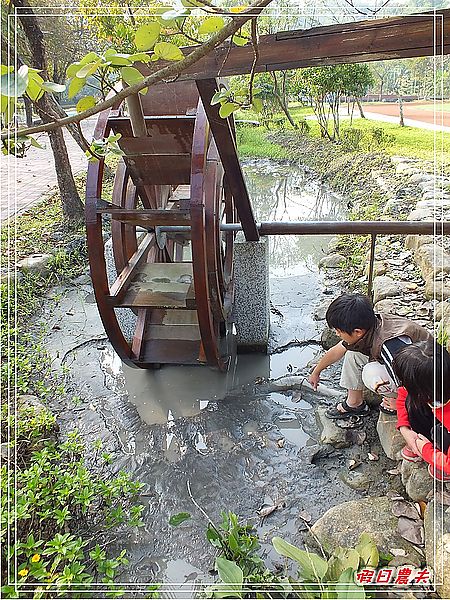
325, 293, 376, 334
392, 340, 450, 406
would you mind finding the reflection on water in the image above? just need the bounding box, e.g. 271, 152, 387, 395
242, 158, 346, 276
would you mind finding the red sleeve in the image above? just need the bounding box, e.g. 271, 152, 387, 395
420, 442, 450, 475
396, 386, 411, 430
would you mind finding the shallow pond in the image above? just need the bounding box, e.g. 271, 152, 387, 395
43, 158, 395, 588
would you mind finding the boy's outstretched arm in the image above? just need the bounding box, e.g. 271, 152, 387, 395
308, 341, 347, 390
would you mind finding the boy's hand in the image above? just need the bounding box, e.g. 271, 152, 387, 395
308, 370, 320, 391
415, 433, 432, 455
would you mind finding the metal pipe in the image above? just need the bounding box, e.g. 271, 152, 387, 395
367, 233, 377, 299
156, 220, 450, 235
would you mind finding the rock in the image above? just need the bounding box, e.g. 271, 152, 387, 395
321, 327, 340, 350
401, 460, 433, 502
424, 279, 450, 300
364, 261, 388, 278
17, 394, 48, 415
414, 244, 450, 280
0, 271, 23, 286
397, 516, 424, 546
424, 501, 450, 598
410, 173, 433, 184
17, 254, 52, 276
339, 468, 374, 490
310, 496, 423, 564
316, 406, 351, 449
319, 254, 346, 269
327, 237, 342, 253
373, 276, 402, 304
405, 235, 435, 251
1, 443, 9, 460
435, 301, 450, 321
376, 412, 404, 460
373, 299, 398, 315
313, 299, 330, 321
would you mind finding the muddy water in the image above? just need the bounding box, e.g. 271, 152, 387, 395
42, 159, 394, 587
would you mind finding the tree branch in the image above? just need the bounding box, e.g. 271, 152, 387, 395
2, 0, 273, 141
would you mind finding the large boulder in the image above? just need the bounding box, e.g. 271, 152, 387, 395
310, 496, 423, 565
424, 500, 450, 598
425, 280, 450, 300
414, 244, 450, 281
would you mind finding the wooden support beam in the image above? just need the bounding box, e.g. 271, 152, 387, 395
196, 79, 259, 242
138, 10, 450, 80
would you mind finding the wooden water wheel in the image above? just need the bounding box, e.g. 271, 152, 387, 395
85, 79, 248, 371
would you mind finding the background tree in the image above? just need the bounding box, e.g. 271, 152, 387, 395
295, 63, 373, 141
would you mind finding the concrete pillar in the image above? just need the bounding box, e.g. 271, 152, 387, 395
232, 234, 270, 352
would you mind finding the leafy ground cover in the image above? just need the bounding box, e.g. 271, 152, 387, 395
1, 159, 146, 598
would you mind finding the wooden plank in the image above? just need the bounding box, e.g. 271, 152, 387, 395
146, 324, 200, 341
115, 262, 196, 309
136, 10, 450, 80
97, 208, 191, 227
196, 79, 259, 242
150, 309, 198, 326
125, 154, 191, 186
138, 338, 201, 366
108, 233, 154, 302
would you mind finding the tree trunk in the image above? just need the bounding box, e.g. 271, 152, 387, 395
23, 95, 33, 126
398, 95, 404, 127
14, 0, 84, 225
356, 97, 365, 118
379, 79, 384, 101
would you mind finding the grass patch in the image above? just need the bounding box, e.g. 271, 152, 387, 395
236, 125, 290, 159
1, 156, 144, 597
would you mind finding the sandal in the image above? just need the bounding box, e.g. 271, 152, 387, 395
379, 404, 397, 416
325, 400, 369, 420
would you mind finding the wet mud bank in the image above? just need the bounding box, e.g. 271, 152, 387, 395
39, 159, 404, 583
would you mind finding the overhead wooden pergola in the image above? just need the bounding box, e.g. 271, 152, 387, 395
155, 9, 450, 79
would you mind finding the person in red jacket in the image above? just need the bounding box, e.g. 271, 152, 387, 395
392, 340, 450, 482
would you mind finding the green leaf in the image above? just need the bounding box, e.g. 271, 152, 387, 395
168, 512, 191, 526
336, 568, 363, 600
28, 136, 44, 149
161, 7, 189, 21
211, 89, 229, 105
68, 77, 86, 99
355, 533, 379, 568
252, 97, 263, 113
129, 52, 151, 63
76, 95, 96, 113
219, 102, 239, 118
215, 557, 243, 596
198, 16, 225, 34
121, 66, 144, 87
104, 53, 132, 66
66, 62, 81, 78
139, 87, 148, 95
76, 61, 101, 79
232, 34, 247, 46
1, 96, 15, 124
334, 548, 360, 572
40, 81, 66, 93
272, 537, 328, 581
134, 22, 161, 51
153, 42, 184, 61
0, 65, 28, 97
0, 65, 13, 76
26, 71, 45, 101
78, 51, 101, 66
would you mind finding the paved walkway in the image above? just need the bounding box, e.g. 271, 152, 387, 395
0, 118, 96, 222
